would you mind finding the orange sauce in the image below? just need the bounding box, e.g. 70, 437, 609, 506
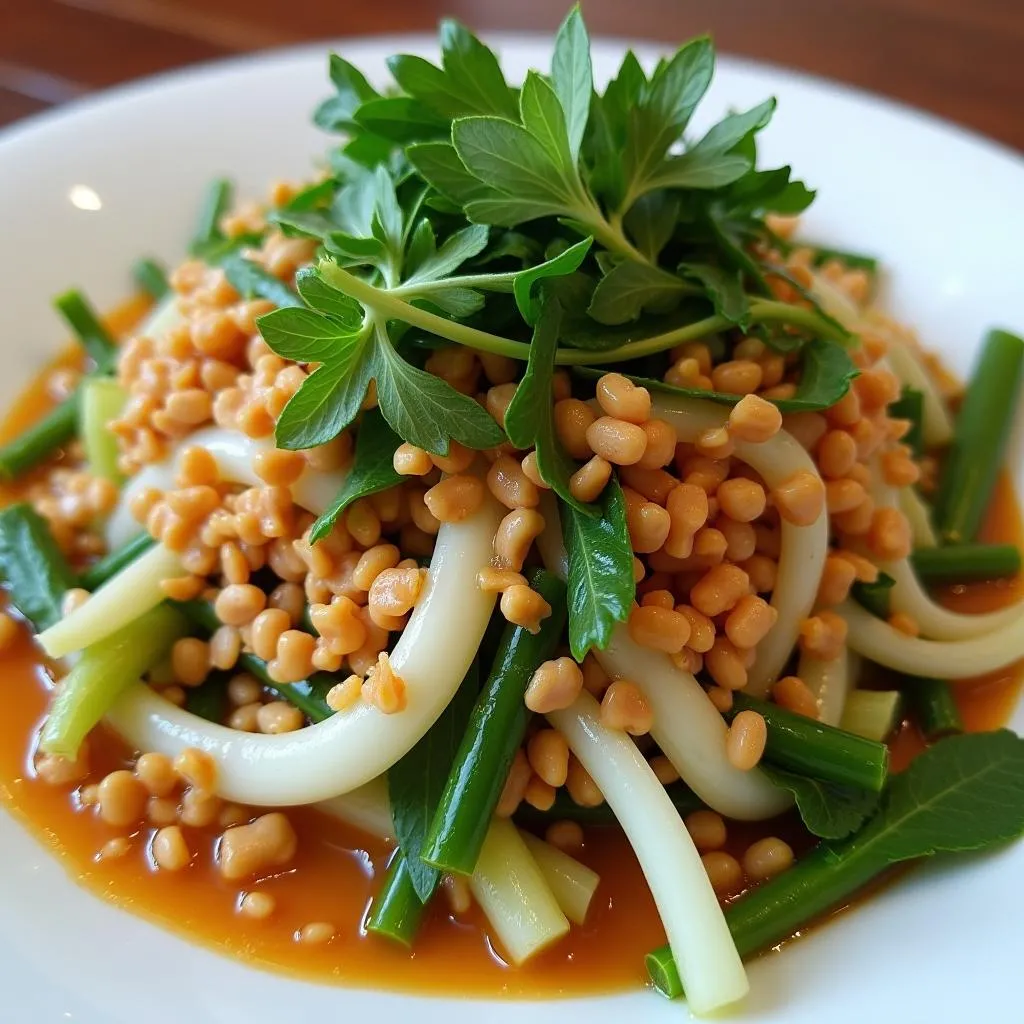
0, 305, 1020, 997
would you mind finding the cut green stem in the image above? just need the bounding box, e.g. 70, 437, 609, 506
421, 569, 567, 876
729, 692, 889, 792
904, 677, 963, 741
515, 780, 703, 828
132, 258, 170, 300
933, 328, 1024, 544
53, 290, 119, 369
0, 395, 78, 480
364, 853, 429, 946
910, 543, 1021, 584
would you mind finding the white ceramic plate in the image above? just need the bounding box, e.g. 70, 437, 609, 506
0, 34, 1022, 1024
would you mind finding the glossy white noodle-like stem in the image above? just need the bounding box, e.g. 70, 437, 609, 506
106, 493, 503, 805
839, 599, 1024, 677
37, 544, 183, 658
548, 693, 748, 1016
536, 495, 790, 821
870, 469, 1022, 640
649, 395, 829, 694
798, 647, 850, 727
106, 427, 346, 549
519, 831, 599, 926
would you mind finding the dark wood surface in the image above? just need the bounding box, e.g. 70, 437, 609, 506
1, 0, 1022, 152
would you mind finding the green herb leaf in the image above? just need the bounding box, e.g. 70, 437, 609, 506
588, 259, 695, 325
563, 476, 635, 660
512, 236, 593, 324
841, 730, 1024, 863
353, 96, 449, 144
624, 191, 681, 262
309, 409, 403, 542
389, 661, 480, 902
452, 116, 573, 208
406, 141, 499, 206
550, 4, 592, 162
221, 255, 302, 309
0, 503, 78, 632
504, 301, 593, 515
579, 338, 858, 413
762, 765, 880, 841
371, 328, 504, 455
294, 267, 364, 330
256, 307, 358, 362
403, 224, 490, 284
437, 20, 519, 121
314, 54, 380, 133
679, 262, 749, 325
519, 71, 575, 174
274, 341, 374, 451
189, 178, 232, 257
646, 151, 751, 191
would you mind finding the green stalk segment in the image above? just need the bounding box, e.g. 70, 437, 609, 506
421, 570, 567, 876
838, 690, 902, 742
39, 603, 188, 759
910, 543, 1021, 584
364, 853, 430, 946
79, 533, 157, 591
729, 693, 889, 792
889, 386, 924, 458
53, 289, 119, 369
132, 258, 170, 300
79, 377, 127, 483
933, 328, 1024, 544
515, 779, 703, 827
0, 395, 78, 480
904, 677, 963, 741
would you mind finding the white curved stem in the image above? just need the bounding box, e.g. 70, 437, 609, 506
536, 495, 789, 823
548, 692, 748, 1016
649, 396, 829, 694
798, 646, 850, 727
899, 486, 938, 549
106, 494, 503, 805
882, 338, 954, 447
871, 470, 1022, 640
107, 426, 347, 549
839, 599, 1024, 678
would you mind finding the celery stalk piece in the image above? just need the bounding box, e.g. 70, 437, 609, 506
468, 817, 569, 964
80, 377, 127, 483
38, 543, 183, 658
838, 690, 903, 742
39, 603, 188, 759
520, 831, 599, 925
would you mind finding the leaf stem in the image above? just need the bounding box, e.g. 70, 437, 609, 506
320, 263, 852, 368
390, 271, 516, 297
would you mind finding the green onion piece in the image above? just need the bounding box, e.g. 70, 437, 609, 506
910, 543, 1021, 584
0, 503, 78, 631
184, 671, 231, 723
838, 690, 902, 742
851, 573, 894, 618
132, 258, 170, 300
364, 853, 429, 947
0, 394, 78, 480
933, 328, 1024, 544
173, 600, 333, 722
79, 532, 157, 591
729, 693, 889, 792
39, 603, 188, 759
421, 569, 568, 876
904, 677, 963, 741
53, 289, 118, 369
190, 178, 232, 257
889, 386, 924, 458
79, 377, 127, 483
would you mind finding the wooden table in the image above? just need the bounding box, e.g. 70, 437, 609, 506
2, 0, 1022, 152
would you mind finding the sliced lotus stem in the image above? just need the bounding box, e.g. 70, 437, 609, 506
106, 492, 503, 805
839, 599, 1024, 678
549, 692, 748, 1016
